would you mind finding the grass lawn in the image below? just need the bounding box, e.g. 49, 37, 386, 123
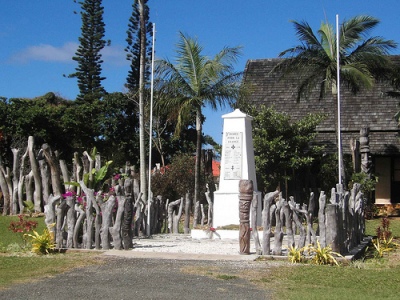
0, 215, 104, 290
0, 215, 47, 251
0, 252, 103, 290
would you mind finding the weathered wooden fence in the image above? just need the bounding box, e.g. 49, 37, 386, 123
256, 183, 365, 256
1, 136, 366, 254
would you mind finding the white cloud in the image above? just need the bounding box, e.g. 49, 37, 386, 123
10, 42, 78, 63
9, 42, 128, 66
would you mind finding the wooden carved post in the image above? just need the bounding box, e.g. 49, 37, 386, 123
360, 128, 371, 175
239, 179, 253, 255
262, 191, 279, 255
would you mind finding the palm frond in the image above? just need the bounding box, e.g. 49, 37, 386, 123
291, 20, 321, 47
273, 14, 397, 101
318, 22, 336, 59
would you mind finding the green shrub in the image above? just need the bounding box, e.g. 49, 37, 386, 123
288, 246, 306, 264
25, 228, 55, 255
370, 217, 398, 258
306, 241, 342, 266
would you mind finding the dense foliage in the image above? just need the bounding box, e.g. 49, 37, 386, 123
156, 32, 242, 226
238, 103, 326, 196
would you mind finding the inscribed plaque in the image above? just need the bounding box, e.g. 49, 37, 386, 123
223, 132, 242, 180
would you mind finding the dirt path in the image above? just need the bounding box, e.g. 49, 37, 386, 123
0, 256, 272, 300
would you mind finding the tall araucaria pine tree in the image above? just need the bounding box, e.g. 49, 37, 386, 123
71, 0, 110, 103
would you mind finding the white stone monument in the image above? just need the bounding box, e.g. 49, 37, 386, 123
213, 109, 261, 227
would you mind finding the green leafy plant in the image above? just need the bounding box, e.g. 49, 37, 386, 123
25, 227, 55, 255
306, 241, 342, 266
371, 237, 395, 258
350, 172, 378, 218
288, 246, 307, 264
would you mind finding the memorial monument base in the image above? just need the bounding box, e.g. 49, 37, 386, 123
213, 191, 262, 228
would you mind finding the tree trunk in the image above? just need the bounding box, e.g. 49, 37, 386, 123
205, 188, 213, 226
93, 193, 102, 250
39, 158, 50, 207
273, 195, 284, 255
80, 180, 94, 249
82, 151, 94, 189
200, 204, 205, 226
1, 166, 13, 215
44, 194, 61, 239
55, 200, 67, 248
134, 193, 144, 236
60, 160, 71, 192
318, 191, 327, 247
41, 144, 62, 197
262, 191, 279, 255
184, 191, 191, 234
25, 172, 34, 205
100, 195, 116, 250
168, 198, 183, 234
110, 195, 126, 250
193, 107, 202, 228
122, 195, 134, 249
0, 161, 11, 215
289, 196, 306, 248
282, 198, 294, 249
11, 148, 20, 214
65, 196, 75, 248
18, 148, 29, 214
163, 199, 170, 233
138, 0, 147, 203
251, 194, 262, 255
73, 204, 86, 248
73, 152, 82, 196
122, 178, 134, 249
28, 136, 42, 212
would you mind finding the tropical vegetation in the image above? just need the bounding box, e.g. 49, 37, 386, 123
69, 0, 109, 102
155, 32, 243, 227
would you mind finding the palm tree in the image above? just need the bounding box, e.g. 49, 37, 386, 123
275, 15, 396, 101
275, 15, 397, 184
156, 32, 242, 229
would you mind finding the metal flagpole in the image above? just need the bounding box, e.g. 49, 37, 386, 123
336, 14, 342, 185
147, 23, 156, 236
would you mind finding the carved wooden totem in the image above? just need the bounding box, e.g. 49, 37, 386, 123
360, 127, 371, 176
239, 179, 253, 254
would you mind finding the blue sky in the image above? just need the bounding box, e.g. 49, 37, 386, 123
1, 0, 399, 144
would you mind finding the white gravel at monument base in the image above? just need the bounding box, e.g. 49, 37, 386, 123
129, 234, 258, 256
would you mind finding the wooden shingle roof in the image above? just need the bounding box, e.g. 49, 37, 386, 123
243, 56, 400, 155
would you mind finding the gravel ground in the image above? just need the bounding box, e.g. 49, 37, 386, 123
131, 234, 258, 255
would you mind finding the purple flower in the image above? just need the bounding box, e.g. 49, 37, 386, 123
62, 191, 76, 198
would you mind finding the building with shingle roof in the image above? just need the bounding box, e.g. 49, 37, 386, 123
243, 56, 400, 204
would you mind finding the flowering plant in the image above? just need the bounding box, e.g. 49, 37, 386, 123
62, 191, 76, 198
8, 215, 38, 245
